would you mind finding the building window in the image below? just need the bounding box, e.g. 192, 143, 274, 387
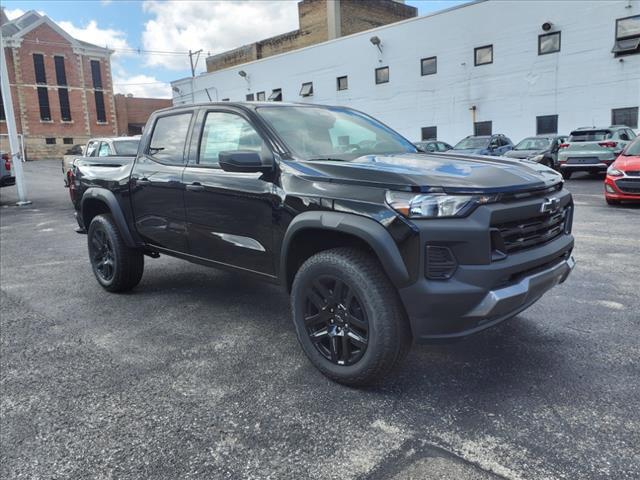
613, 15, 640, 56
246, 93, 255, 101
612, 107, 639, 129
256, 91, 266, 101
375, 66, 389, 84
474, 45, 493, 66
37, 87, 51, 121
421, 126, 437, 140
299, 82, 313, 97
90, 60, 103, 89
221, 98, 230, 102
474, 121, 492, 136
58, 88, 72, 121
33, 54, 46, 84
421, 56, 437, 76
268, 88, 282, 101
337, 76, 348, 91
538, 32, 561, 55
536, 115, 558, 134
63, 137, 74, 144
54, 56, 67, 85
94, 91, 106, 123
45, 137, 56, 145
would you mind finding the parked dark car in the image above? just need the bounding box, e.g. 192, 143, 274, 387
504, 135, 568, 169
71, 102, 575, 386
450, 134, 514, 156
1, 151, 16, 188
414, 140, 452, 153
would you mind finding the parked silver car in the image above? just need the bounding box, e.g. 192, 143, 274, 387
558, 126, 636, 179
62, 136, 140, 181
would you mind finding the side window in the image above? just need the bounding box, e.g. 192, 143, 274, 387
86, 141, 99, 157
148, 113, 192, 164
98, 142, 111, 157
490, 137, 500, 148
619, 130, 630, 141
199, 112, 265, 166
628, 129, 637, 139
437, 142, 448, 152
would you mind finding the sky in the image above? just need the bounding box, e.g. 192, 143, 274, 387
3, 0, 469, 98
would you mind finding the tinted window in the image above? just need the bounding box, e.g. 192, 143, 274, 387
514, 137, 552, 151
454, 137, 490, 149
569, 130, 612, 142
199, 112, 265, 166
86, 141, 99, 157
421, 126, 437, 141
474, 121, 492, 136
148, 113, 192, 164
623, 137, 640, 155
537, 115, 558, 134
113, 140, 140, 156
258, 106, 416, 161
98, 142, 111, 157
612, 107, 638, 129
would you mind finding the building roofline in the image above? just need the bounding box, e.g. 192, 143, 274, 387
172, 0, 486, 86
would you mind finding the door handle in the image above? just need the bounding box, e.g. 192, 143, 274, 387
186, 182, 205, 192
136, 178, 151, 185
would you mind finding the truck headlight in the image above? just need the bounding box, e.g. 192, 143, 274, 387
385, 190, 497, 218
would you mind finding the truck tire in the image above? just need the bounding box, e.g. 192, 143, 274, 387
562, 170, 572, 180
87, 214, 144, 292
291, 247, 412, 386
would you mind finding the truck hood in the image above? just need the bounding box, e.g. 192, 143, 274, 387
292, 152, 563, 193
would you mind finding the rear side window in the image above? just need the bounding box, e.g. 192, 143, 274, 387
569, 130, 612, 142
148, 113, 192, 164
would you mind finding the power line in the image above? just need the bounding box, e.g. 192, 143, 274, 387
18, 38, 191, 56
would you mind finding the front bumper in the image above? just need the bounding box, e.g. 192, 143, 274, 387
604, 176, 640, 200
396, 189, 575, 343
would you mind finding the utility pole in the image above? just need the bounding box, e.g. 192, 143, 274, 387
0, 32, 30, 206
188, 49, 203, 77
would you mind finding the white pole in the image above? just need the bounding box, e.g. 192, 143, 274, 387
1, 32, 30, 205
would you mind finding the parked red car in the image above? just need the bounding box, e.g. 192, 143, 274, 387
604, 136, 640, 205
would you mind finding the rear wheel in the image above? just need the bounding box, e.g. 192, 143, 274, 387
561, 170, 573, 180
88, 214, 144, 292
291, 248, 412, 386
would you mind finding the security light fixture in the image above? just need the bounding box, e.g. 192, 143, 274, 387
369, 35, 383, 53
542, 22, 553, 31
238, 70, 247, 77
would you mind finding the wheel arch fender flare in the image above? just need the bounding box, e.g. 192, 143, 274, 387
280, 211, 410, 288
81, 187, 137, 248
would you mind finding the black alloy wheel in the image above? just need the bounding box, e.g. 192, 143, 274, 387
303, 275, 369, 366
89, 226, 116, 282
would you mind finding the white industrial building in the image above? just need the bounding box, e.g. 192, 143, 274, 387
171, 0, 640, 144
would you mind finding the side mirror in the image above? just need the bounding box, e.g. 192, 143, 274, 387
219, 150, 272, 173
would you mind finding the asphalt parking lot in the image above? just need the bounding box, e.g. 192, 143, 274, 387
1, 160, 639, 480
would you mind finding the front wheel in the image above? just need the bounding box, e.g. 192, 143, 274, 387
88, 214, 144, 292
291, 248, 412, 386
561, 170, 573, 180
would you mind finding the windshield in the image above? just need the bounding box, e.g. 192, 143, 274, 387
514, 137, 552, 151
257, 106, 417, 160
623, 137, 640, 156
113, 139, 140, 156
569, 130, 612, 142
453, 137, 489, 149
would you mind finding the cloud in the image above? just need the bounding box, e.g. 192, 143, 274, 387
56, 19, 131, 57
113, 73, 172, 99
141, 0, 299, 71
4, 8, 25, 20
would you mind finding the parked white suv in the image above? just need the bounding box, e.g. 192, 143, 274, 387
558, 126, 636, 179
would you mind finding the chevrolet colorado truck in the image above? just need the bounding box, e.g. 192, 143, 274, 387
71, 102, 575, 386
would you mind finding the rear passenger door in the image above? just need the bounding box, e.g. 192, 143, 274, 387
130, 111, 193, 252
182, 109, 277, 277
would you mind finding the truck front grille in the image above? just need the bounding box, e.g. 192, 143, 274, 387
493, 206, 570, 254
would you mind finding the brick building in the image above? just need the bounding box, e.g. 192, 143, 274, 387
114, 94, 171, 136
206, 0, 416, 73
1, 9, 117, 159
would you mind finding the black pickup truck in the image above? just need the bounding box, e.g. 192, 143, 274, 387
70, 102, 575, 386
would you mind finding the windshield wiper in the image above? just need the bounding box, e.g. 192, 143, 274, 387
306, 157, 348, 162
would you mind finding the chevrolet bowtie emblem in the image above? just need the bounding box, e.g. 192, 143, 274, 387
540, 197, 560, 213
